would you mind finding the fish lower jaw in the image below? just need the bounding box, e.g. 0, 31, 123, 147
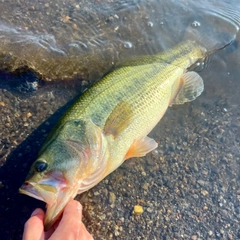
19, 188, 44, 202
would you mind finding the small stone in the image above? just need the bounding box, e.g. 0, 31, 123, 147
109, 192, 116, 205
208, 230, 213, 236
197, 180, 206, 186
201, 189, 208, 196
165, 216, 170, 222
193, 194, 199, 199
203, 206, 208, 210
133, 205, 144, 215
202, 170, 208, 175
159, 156, 165, 162
26, 112, 32, 118
191, 235, 197, 240
93, 191, 100, 196
82, 80, 88, 86
193, 162, 199, 172
0, 102, 5, 107
142, 183, 149, 191
147, 207, 153, 213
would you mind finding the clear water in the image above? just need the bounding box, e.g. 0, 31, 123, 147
0, 0, 240, 239
0, 0, 239, 81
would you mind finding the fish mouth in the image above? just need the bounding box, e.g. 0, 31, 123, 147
19, 179, 79, 231
19, 180, 62, 231
19, 181, 58, 204
19, 182, 45, 202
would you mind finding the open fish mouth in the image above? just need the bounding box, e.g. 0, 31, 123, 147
19, 181, 58, 205
19, 180, 78, 231
19, 182, 45, 202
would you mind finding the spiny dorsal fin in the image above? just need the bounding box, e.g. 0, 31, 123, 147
104, 101, 133, 138
171, 71, 204, 106
124, 136, 158, 160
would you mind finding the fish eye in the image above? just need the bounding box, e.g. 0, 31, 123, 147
35, 160, 48, 172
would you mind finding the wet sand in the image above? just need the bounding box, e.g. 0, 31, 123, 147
0, 36, 240, 239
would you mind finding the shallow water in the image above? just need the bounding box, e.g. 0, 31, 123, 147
0, 0, 240, 239
0, 0, 239, 81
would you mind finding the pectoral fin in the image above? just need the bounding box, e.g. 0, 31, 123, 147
171, 71, 204, 106
124, 136, 158, 160
104, 101, 133, 138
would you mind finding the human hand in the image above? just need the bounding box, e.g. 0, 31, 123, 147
22, 200, 94, 240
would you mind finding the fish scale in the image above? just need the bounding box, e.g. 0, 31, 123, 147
60, 41, 204, 134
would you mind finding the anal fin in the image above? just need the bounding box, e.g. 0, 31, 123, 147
124, 136, 158, 160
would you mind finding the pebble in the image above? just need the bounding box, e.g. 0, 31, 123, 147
133, 205, 144, 215
26, 112, 32, 118
109, 192, 116, 205
201, 190, 209, 196
197, 180, 206, 186
208, 230, 213, 236
146, 207, 153, 213
203, 206, 208, 210
142, 183, 149, 191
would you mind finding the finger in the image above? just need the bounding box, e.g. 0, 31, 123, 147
45, 214, 62, 239
50, 200, 82, 238
51, 200, 94, 240
78, 222, 95, 240
22, 208, 45, 240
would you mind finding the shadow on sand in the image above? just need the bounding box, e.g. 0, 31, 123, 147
0, 95, 79, 240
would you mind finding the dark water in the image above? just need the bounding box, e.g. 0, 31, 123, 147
0, 0, 240, 239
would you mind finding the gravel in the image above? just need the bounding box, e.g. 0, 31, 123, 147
0, 40, 239, 239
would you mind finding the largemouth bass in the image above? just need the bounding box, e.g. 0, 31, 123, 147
19, 40, 206, 230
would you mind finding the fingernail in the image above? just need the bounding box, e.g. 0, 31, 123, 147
31, 208, 41, 217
